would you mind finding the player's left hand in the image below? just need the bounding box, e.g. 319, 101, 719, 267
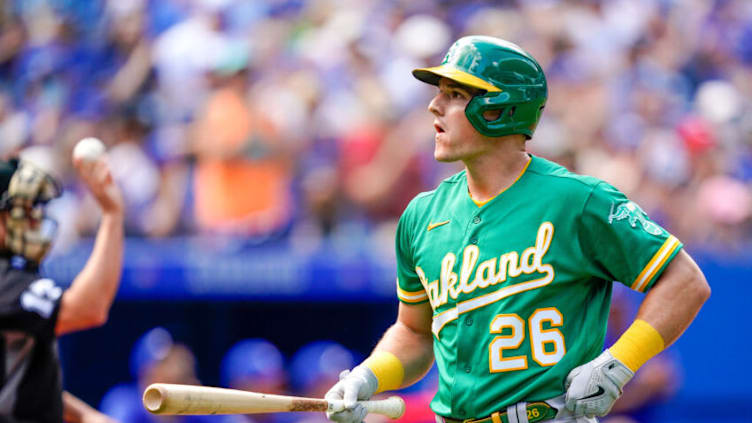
564, 350, 634, 417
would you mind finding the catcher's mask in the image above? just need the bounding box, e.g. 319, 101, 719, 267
413, 35, 547, 139
0, 159, 62, 263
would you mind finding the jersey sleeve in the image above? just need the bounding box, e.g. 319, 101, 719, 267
395, 200, 429, 305
577, 182, 683, 293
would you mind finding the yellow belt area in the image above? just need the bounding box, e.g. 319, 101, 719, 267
440, 402, 557, 423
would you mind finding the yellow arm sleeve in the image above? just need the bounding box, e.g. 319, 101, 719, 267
362, 351, 405, 393
609, 319, 665, 372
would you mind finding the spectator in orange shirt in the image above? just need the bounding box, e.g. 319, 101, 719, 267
191, 45, 293, 240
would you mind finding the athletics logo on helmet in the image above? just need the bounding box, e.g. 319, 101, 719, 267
412, 35, 547, 139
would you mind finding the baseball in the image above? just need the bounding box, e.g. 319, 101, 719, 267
73, 137, 106, 163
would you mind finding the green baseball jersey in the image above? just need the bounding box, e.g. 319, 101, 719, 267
395, 155, 682, 419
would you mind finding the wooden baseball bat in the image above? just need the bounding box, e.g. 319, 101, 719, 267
143, 383, 406, 419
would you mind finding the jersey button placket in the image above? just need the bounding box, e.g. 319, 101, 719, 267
473, 215, 481, 224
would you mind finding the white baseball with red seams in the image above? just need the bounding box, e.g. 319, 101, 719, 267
72, 137, 106, 163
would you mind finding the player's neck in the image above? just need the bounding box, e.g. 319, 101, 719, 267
464, 140, 529, 203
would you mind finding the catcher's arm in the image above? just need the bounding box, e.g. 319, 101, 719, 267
63, 391, 117, 423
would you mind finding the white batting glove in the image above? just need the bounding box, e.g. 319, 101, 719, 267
325, 366, 378, 423
564, 350, 634, 417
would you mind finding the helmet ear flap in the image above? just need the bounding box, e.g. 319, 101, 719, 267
466, 92, 519, 138
465, 90, 545, 139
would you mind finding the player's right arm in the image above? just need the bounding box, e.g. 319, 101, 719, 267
326, 197, 433, 423
370, 195, 435, 390
56, 158, 124, 335
371, 301, 435, 388
325, 301, 433, 423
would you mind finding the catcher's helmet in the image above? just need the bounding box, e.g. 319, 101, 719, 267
0, 158, 62, 262
413, 36, 547, 139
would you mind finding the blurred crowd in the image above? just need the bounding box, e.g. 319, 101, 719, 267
1, 0, 751, 252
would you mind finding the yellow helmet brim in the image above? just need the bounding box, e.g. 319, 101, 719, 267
412, 64, 502, 92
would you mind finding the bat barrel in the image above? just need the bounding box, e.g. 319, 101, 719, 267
143, 383, 329, 415
144, 383, 271, 415
143, 385, 167, 413
142, 383, 404, 419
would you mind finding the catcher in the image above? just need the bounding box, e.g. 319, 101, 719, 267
0, 151, 123, 422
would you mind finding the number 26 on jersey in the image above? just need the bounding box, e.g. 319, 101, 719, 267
489, 307, 565, 372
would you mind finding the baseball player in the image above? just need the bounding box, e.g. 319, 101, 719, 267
0, 153, 124, 422
324, 36, 710, 423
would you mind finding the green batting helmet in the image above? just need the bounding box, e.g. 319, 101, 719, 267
413, 36, 547, 139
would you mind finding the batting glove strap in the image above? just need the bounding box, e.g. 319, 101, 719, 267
564, 350, 635, 417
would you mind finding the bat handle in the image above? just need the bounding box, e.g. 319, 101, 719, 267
363, 396, 406, 419
328, 397, 405, 420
